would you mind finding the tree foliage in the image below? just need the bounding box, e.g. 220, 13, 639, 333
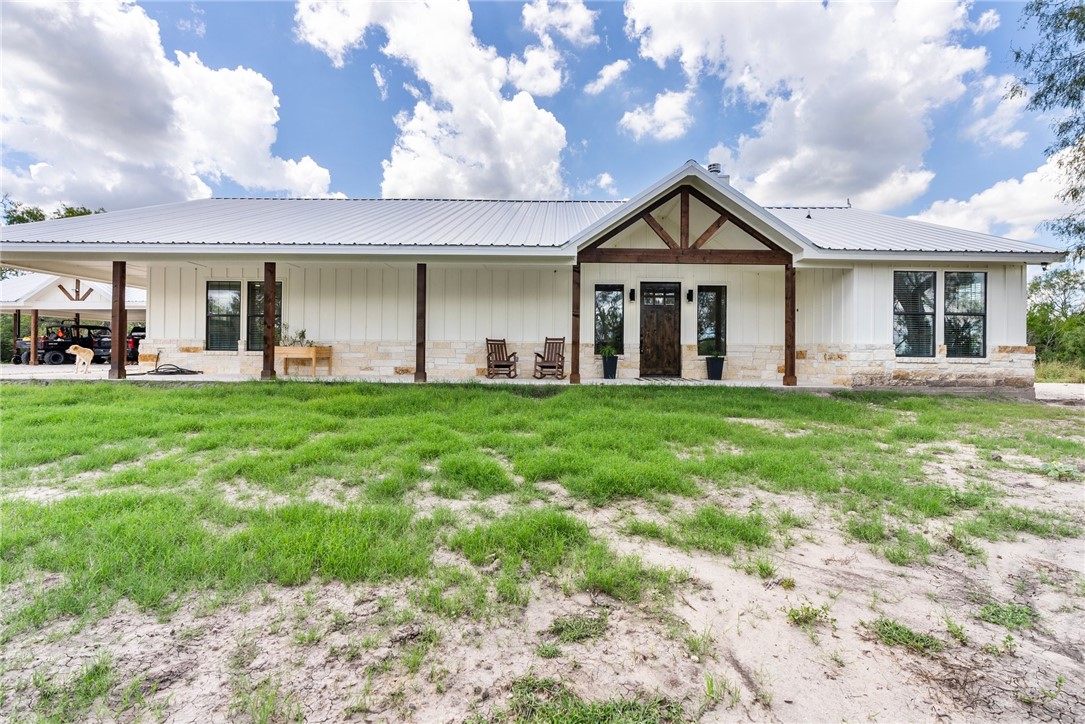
1027, 265, 1085, 363
1, 195, 105, 281
1013, 1, 1085, 259
2, 195, 104, 225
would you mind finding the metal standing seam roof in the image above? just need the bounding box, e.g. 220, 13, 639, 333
767, 206, 1059, 254
0, 273, 54, 303
0, 198, 626, 247
0, 191, 1064, 257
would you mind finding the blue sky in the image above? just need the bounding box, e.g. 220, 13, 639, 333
0, 1, 1070, 248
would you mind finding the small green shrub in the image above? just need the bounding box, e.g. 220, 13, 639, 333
547, 611, 608, 643
867, 618, 944, 656
978, 602, 1038, 630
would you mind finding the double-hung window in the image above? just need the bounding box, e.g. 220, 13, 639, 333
893, 271, 935, 357
245, 281, 283, 351
206, 282, 241, 351
697, 285, 727, 355
944, 272, 986, 358
594, 284, 624, 354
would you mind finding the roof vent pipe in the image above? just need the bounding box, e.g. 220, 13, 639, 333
706, 162, 729, 185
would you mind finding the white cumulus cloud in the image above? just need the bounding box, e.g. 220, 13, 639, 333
584, 59, 630, 95
1, 0, 334, 211
620, 89, 694, 141
295, 1, 567, 199
971, 9, 1000, 34
597, 172, 617, 195
625, 1, 992, 210
522, 0, 599, 46
966, 74, 1028, 149
913, 155, 1070, 241
509, 40, 564, 96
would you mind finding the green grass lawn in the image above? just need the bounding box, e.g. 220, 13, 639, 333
1, 381, 1082, 645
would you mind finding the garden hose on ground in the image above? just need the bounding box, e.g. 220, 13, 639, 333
127, 351, 203, 376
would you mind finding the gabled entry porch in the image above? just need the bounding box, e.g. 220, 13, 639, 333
569, 182, 799, 385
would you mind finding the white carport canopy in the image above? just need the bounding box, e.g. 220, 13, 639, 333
0, 273, 146, 322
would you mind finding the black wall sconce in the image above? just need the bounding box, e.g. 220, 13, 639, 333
686, 289, 694, 303
629, 288, 636, 302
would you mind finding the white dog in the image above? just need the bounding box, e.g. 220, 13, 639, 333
67, 344, 95, 373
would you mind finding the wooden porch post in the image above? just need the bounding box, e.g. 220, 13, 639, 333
12, 310, 21, 363
29, 309, 39, 365
783, 263, 797, 386
415, 263, 427, 382
570, 263, 581, 384
261, 261, 276, 380
110, 261, 127, 380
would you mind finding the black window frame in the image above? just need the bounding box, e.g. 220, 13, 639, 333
697, 285, 727, 356
206, 281, 242, 351
944, 271, 987, 358
593, 283, 624, 354
245, 281, 283, 352
893, 271, 936, 358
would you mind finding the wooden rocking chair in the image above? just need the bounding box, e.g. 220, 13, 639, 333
533, 337, 565, 379
486, 338, 518, 378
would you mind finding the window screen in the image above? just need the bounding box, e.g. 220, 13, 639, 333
594, 284, 624, 354
206, 282, 241, 351
945, 272, 986, 358
246, 281, 283, 351
697, 285, 727, 355
893, 271, 935, 357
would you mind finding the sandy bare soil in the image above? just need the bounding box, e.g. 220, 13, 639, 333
1, 445, 1083, 723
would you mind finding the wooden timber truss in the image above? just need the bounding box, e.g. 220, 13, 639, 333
570, 184, 797, 386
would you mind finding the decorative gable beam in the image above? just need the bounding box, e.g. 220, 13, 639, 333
686, 186, 789, 255
680, 188, 689, 249
641, 212, 679, 250
577, 248, 789, 265
693, 214, 728, 249
580, 186, 682, 253
57, 280, 94, 302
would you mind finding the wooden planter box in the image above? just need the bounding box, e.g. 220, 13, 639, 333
275, 345, 333, 377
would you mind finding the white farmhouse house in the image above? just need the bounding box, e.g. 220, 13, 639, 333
0, 162, 1064, 386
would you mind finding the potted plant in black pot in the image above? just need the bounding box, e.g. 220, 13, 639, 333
705, 352, 725, 381
598, 344, 619, 379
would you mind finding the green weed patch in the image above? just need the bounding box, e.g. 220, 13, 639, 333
1, 494, 437, 636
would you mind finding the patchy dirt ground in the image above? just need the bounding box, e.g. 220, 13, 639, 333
2, 444, 1083, 723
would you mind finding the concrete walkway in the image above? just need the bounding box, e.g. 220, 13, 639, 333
1035, 382, 1085, 404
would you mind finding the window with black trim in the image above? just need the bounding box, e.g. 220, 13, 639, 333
206, 281, 241, 351
246, 281, 283, 351
944, 272, 986, 358
594, 284, 624, 354
893, 271, 935, 357
697, 285, 727, 355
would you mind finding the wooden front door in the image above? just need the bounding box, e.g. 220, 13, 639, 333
640, 282, 681, 376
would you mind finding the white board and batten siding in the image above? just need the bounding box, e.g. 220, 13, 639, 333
146, 263, 574, 347
580, 263, 786, 349
147, 264, 415, 344
428, 267, 571, 343
849, 262, 1027, 348
146, 260, 1029, 354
